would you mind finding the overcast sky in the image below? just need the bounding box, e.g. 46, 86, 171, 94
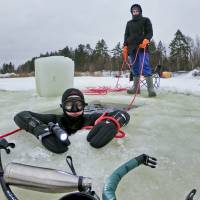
0, 0, 199, 67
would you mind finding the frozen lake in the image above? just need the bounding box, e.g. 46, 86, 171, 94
0, 86, 200, 200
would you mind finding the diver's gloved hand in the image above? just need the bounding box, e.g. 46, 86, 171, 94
135, 154, 157, 168
48, 122, 70, 146
14, 111, 51, 140
87, 111, 130, 148
14, 111, 42, 133
87, 120, 117, 148
35, 123, 70, 154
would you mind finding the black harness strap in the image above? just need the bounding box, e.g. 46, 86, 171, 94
66, 155, 77, 175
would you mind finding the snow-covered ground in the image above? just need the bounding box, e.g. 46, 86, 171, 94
0, 71, 200, 95
0, 72, 200, 200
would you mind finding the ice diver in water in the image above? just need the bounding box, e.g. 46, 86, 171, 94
14, 88, 130, 154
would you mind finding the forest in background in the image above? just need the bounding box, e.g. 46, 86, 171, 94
1, 29, 200, 75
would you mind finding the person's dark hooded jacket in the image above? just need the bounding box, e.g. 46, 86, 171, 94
124, 4, 153, 53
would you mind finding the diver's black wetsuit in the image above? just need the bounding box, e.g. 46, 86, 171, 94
14, 110, 126, 154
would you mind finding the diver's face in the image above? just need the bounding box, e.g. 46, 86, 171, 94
63, 96, 85, 118
65, 110, 83, 118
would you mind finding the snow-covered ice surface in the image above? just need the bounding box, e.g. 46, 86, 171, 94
0, 73, 200, 95
0, 72, 200, 200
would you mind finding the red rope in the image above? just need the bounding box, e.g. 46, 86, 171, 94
83, 87, 127, 95
82, 112, 126, 139
83, 87, 108, 95
115, 48, 140, 88
0, 128, 22, 139
2, 48, 146, 140
82, 125, 94, 129
94, 112, 125, 139
83, 48, 141, 95
82, 48, 146, 112
125, 48, 146, 111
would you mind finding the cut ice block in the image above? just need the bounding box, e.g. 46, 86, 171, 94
35, 56, 74, 97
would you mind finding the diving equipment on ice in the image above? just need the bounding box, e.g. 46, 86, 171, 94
3, 162, 92, 193
0, 138, 100, 200
1, 140, 198, 200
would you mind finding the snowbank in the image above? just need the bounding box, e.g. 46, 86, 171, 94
0, 71, 200, 95
184, 68, 200, 78
0, 73, 18, 78
0, 77, 35, 91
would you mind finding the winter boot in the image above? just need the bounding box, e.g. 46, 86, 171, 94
145, 76, 157, 97
127, 76, 140, 94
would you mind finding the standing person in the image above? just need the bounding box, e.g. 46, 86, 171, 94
123, 4, 156, 97
14, 88, 130, 154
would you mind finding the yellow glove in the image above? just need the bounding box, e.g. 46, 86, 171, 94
122, 46, 128, 62
139, 39, 150, 49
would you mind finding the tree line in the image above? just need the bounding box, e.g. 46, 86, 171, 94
1, 29, 200, 74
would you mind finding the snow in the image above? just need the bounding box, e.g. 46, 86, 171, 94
0, 77, 35, 91
0, 70, 200, 96
0, 73, 17, 78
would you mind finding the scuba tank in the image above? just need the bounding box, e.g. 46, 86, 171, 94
3, 162, 91, 193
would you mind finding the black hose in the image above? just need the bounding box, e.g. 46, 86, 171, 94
0, 151, 18, 200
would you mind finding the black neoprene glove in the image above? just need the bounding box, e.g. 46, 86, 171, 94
87, 120, 117, 148
14, 111, 41, 133
14, 111, 49, 139
27, 121, 71, 153
87, 111, 130, 148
